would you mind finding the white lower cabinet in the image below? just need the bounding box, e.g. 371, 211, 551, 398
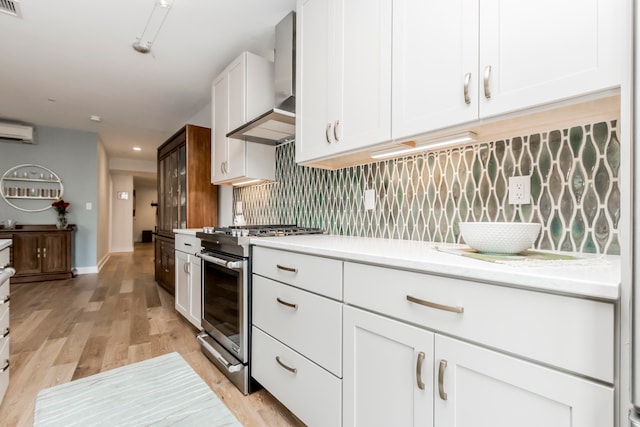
0, 244, 11, 406
434, 334, 613, 427
343, 306, 613, 427
343, 306, 434, 427
174, 234, 202, 329
252, 327, 342, 426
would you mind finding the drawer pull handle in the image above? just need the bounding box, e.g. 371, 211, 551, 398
1, 327, 8, 339
276, 297, 298, 310
276, 264, 298, 273
463, 72, 471, 104
184, 243, 192, 246
438, 360, 448, 400
416, 351, 426, 390
0, 295, 9, 305
275, 356, 297, 374
483, 65, 492, 99
0, 360, 8, 373
406, 295, 463, 314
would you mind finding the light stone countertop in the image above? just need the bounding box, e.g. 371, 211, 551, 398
250, 234, 620, 301
0, 239, 11, 251
173, 228, 202, 236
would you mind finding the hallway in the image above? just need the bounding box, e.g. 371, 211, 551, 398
0, 243, 302, 426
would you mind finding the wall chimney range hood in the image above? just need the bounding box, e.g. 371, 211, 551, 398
226, 11, 296, 145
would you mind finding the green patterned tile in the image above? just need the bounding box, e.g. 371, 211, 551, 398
235, 119, 620, 255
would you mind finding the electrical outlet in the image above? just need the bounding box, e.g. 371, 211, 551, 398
364, 189, 375, 211
509, 176, 531, 204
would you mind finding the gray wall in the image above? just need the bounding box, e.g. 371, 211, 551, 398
0, 126, 99, 268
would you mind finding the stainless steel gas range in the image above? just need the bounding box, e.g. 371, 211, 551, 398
195, 225, 324, 394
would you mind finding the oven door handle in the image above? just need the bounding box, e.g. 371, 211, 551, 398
197, 252, 243, 270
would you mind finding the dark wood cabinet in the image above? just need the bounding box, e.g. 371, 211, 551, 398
155, 124, 218, 294
0, 224, 74, 283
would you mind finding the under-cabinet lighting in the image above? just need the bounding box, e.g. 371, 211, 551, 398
370, 131, 477, 159
232, 179, 262, 187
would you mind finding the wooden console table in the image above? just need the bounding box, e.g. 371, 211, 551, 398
0, 224, 75, 283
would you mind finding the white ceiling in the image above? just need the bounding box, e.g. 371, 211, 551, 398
0, 0, 296, 164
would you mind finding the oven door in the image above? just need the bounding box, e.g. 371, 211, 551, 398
199, 250, 248, 364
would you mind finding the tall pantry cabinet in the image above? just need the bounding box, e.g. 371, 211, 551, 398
155, 124, 218, 294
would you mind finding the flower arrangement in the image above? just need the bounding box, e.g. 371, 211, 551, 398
52, 199, 70, 229
51, 199, 70, 215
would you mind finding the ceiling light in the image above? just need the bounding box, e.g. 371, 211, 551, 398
371, 131, 477, 160
89, 115, 101, 122
133, 147, 142, 151
132, 0, 174, 54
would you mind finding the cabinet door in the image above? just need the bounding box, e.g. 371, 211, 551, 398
225, 55, 248, 181
212, 73, 229, 184
336, 0, 391, 150
392, 0, 478, 140
434, 335, 613, 427
12, 233, 40, 274
188, 254, 202, 328
175, 250, 189, 319
296, 0, 332, 163
343, 306, 434, 427
40, 233, 68, 273
296, 0, 391, 163
479, 0, 621, 118
178, 144, 186, 229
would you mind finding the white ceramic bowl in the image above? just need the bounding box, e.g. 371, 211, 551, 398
458, 222, 541, 254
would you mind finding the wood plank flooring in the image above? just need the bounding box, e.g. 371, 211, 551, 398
0, 243, 304, 426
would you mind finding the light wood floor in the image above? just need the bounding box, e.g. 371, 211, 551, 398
0, 243, 305, 426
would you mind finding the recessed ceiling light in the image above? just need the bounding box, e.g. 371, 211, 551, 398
89, 115, 101, 122
47, 98, 56, 102
133, 147, 142, 151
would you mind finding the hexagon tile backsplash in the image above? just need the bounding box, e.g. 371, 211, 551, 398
234, 119, 620, 255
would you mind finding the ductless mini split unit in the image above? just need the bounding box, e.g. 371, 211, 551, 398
0, 122, 35, 143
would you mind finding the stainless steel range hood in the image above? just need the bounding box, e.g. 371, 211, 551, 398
226, 11, 296, 145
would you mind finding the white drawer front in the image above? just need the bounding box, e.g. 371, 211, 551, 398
251, 327, 342, 427
253, 275, 342, 376
252, 246, 342, 300
175, 234, 201, 254
0, 308, 8, 349
344, 262, 614, 383
0, 281, 8, 321
0, 247, 8, 267
0, 329, 9, 405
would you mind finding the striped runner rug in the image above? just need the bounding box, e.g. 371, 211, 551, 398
34, 352, 242, 426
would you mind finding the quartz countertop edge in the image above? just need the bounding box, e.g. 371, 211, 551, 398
250, 235, 620, 301
173, 228, 202, 236
0, 239, 11, 251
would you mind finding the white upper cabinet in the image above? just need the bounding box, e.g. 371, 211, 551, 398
297, 0, 621, 164
478, 0, 621, 118
211, 52, 276, 185
393, 0, 621, 141
296, 0, 392, 164
392, 0, 479, 139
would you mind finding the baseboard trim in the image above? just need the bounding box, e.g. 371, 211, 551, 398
110, 247, 135, 253
75, 266, 99, 275
97, 253, 110, 272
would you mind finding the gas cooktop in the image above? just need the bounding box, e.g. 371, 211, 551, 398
196, 225, 325, 256
200, 224, 324, 238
